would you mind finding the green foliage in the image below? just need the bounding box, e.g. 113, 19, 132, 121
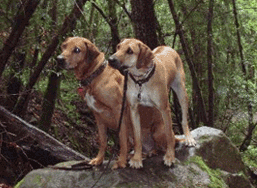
58, 71, 81, 120
242, 145, 257, 168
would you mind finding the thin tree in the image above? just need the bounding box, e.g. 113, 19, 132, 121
91, 1, 120, 53
207, 0, 214, 127
13, 0, 89, 116
231, 0, 256, 151
0, 0, 40, 78
38, 0, 59, 132
167, 0, 208, 126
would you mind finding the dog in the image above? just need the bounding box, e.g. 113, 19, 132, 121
56, 37, 181, 169
108, 38, 196, 168
57, 37, 129, 169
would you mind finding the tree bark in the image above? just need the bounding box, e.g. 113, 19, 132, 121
167, 0, 208, 126
131, 0, 158, 49
0, 0, 40, 78
232, 0, 256, 151
4, 52, 26, 110
38, 1, 60, 132
108, 0, 120, 53
92, 1, 120, 53
180, 3, 204, 126
38, 66, 61, 132
0, 105, 88, 165
207, 0, 214, 127
13, 0, 89, 116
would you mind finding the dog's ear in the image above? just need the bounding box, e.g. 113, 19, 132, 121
85, 41, 100, 63
136, 42, 154, 69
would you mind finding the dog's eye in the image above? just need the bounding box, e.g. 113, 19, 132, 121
127, 48, 133, 54
74, 47, 80, 53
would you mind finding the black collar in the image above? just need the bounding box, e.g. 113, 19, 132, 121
80, 60, 108, 86
129, 64, 156, 86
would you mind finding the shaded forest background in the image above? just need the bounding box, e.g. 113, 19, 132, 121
0, 0, 256, 186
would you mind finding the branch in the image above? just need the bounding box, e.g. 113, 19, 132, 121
0, 0, 40, 78
113, 0, 133, 21
91, 1, 112, 27
181, 0, 204, 25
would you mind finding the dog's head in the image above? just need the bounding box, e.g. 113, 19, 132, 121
57, 37, 101, 74
108, 38, 154, 76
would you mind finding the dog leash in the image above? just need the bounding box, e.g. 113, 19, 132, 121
91, 70, 128, 188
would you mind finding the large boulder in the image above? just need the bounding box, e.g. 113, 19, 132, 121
15, 127, 255, 188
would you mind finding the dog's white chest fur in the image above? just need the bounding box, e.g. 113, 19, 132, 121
84, 93, 102, 113
128, 82, 155, 107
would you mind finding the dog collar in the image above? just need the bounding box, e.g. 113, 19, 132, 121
129, 64, 156, 100
80, 60, 108, 87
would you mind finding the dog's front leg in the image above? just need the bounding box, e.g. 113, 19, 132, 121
112, 119, 128, 169
89, 117, 107, 166
129, 103, 143, 168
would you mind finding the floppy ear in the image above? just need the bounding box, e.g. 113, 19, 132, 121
85, 41, 100, 63
136, 42, 154, 69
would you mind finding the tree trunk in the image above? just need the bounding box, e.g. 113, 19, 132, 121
180, 3, 204, 126
207, 0, 214, 127
0, 105, 88, 165
108, 0, 120, 53
92, 1, 120, 54
4, 52, 26, 110
0, 0, 40, 78
131, 0, 158, 49
13, 0, 89, 116
38, 1, 60, 132
231, 0, 256, 151
38, 66, 61, 132
167, 0, 208, 126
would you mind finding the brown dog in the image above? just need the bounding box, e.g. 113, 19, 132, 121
57, 37, 178, 169
109, 38, 196, 168
57, 37, 129, 169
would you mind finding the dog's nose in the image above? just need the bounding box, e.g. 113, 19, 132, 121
57, 55, 65, 66
108, 55, 116, 64
108, 55, 119, 69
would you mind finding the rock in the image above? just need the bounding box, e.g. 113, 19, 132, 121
15, 127, 255, 188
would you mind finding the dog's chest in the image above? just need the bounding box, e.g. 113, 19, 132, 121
84, 92, 102, 113
128, 82, 154, 107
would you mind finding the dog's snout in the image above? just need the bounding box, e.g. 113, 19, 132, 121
108, 55, 117, 64
108, 55, 128, 75
108, 55, 119, 69
57, 55, 65, 66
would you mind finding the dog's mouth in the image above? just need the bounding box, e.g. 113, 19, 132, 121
57, 55, 75, 70
108, 56, 128, 75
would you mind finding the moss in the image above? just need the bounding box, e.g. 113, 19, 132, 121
14, 179, 24, 188
198, 135, 210, 143
188, 156, 227, 188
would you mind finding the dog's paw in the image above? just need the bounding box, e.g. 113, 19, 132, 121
163, 153, 175, 167
185, 135, 196, 146
129, 157, 143, 169
112, 159, 127, 170
89, 157, 103, 166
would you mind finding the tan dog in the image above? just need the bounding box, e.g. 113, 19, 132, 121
57, 37, 180, 169
109, 38, 196, 168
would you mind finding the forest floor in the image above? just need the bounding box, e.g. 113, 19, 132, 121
26, 91, 101, 159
